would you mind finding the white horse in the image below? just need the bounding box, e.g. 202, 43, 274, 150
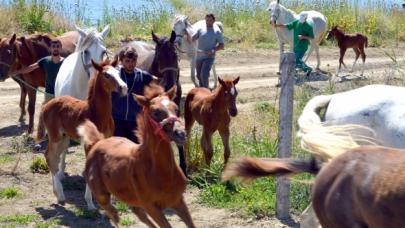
54, 25, 110, 100
172, 14, 223, 89
267, 1, 327, 72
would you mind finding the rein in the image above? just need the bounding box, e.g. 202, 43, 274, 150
159, 67, 179, 74
144, 108, 180, 143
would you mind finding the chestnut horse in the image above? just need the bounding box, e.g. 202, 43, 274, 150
117, 31, 188, 176
0, 31, 78, 133
223, 123, 405, 228
77, 84, 196, 227
184, 77, 240, 167
37, 59, 128, 205
326, 26, 368, 76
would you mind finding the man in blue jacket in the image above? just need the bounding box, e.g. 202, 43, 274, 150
112, 46, 154, 143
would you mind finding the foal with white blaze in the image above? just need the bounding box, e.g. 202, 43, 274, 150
54, 25, 110, 100
268, 1, 327, 72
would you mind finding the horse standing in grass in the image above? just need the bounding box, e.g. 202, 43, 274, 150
267, 0, 327, 72
184, 77, 239, 167
223, 122, 405, 228
37, 59, 127, 205
326, 26, 368, 75
0, 32, 78, 133
78, 84, 196, 227
117, 31, 189, 176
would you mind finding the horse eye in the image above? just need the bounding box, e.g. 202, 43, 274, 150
104, 73, 111, 78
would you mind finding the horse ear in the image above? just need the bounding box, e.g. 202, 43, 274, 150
166, 85, 177, 100
170, 30, 176, 43
100, 24, 110, 38
233, 76, 240, 85
91, 59, 103, 72
75, 25, 87, 37
133, 93, 149, 107
10, 34, 16, 45
218, 77, 226, 87
152, 31, 160, 44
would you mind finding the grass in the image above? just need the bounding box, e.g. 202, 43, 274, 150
115, 201, 130, 213
0, 154, 14, 164
120, 216, 135, 226
30, 156, 49, 174
0, 214, 37, 224
34, 219, 61, 228
0, 187, 20, 199
72, 208, 99, 220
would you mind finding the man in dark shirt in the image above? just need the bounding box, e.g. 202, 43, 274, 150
112, 46, 154, 143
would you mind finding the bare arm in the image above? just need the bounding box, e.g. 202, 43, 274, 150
10, 63, 39, 77
272, 23, 287, 28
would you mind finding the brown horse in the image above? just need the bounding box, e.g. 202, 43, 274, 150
326, 26, 368, 76
184, 77, 240, 167
0, 31, 78, 133
223, 124, 405, 228
77, 84, 196, 227
37, 59, 127, 205
117, 31, 189, 176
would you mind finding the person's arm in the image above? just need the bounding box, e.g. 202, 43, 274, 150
272, 23, 287, 28
299, 26, 315, 41
9, 63, 40, 77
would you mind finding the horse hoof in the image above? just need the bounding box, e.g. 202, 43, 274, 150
33, 144, 42, 152
58, 200, 66, 205
276, 72, 281, 75
87, 204, 97, 211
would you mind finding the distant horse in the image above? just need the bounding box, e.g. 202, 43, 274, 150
37, 59, 127, 205
117, 31, 188, 175
172, 14, 223, 89
78, 84, 196, 227
223, 125, 405, 227
184, 77, 239, 166
0, 32, 78, 133
326, 26, 368, 76
267, 1, 327, 72
54, 25, 110, 100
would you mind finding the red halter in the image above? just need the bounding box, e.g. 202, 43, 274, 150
144, 108, 180, 143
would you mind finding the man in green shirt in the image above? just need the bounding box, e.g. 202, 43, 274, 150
10, 38, 64, 103
273, 12, 314, 74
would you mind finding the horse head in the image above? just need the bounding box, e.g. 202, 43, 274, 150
151, 31, 179, 91
90, 58, 128, 96
267, 1, 282, 25
133, 84, 186, 145
218, 76, 240, 117
172, 15, 193, 46
326, 26, 339, 41
0, 34, 18, 81
75, 25, 110, 78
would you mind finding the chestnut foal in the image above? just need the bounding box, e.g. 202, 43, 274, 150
37, 59, 127, 205
326, 26, 368, 76
184, 77, 240, 167
78, 84, 195, 227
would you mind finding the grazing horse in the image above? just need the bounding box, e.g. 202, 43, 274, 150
267, 1, 327, 72
0, 32, 78, 133
117, 31, 188, 175
37, 59, 127, 204
172, 14, 222, 89
326, 26, 368, 75
77, 84, 196, 227
223, 123, 405, 228
184, 77, 239, 166
55, 25, 110, 100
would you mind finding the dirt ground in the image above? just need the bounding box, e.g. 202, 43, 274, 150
0, 46, 404, 227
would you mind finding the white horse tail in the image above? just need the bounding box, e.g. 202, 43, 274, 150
215, 21, 224, 33
298, 95, 375, 162
77, 119, 104, 156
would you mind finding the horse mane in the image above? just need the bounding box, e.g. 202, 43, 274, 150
76, 29, 99, 52
135, 83, 165, 143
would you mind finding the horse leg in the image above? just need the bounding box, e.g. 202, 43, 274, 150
94, 192, 120, 226
172, 197, 196, 228
190, 57, 198, 87
359, 46, 366, 76
304, 44, 315, 65
144, 205, 171, 228
27, 87, 37, 134
201, 129, 214, 166
211, 63, 218, 89
337, 48, 347, 74
56, 137, 69, 180
351, 48, 360, 73
130, 206, 157, 228
278, 42, 284, 74
45, 138, 66, 204
314, 44, 321, 71
18, 83, 27, 122
85, 184, 97, 210
218, 126, 231, 165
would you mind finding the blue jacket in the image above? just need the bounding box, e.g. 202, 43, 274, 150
111, 67, 153, 122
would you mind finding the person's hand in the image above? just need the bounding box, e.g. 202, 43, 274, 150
298, 35, 305, 40
207, 49, 216, 56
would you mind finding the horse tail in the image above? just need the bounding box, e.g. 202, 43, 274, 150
298, 95, 375, 162
364, 36, 368, 48
77, 119, 104, 156
215, 21, 224, 33
184, 92, 194, 133
36, 110, 46, 142
222, 156, 320, 182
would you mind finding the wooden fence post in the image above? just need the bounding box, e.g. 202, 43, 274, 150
276, 52, 295, 219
